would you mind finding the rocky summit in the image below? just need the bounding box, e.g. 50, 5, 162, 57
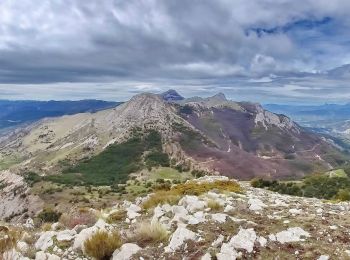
1, 176, 350, 259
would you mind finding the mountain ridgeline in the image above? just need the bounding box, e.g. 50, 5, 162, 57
0, 99, 120, 132
0, 90, 347, 182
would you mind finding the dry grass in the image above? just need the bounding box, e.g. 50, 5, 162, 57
41, 223, 52, 231
84, 230, 122, 260
133, 221, 169, 246
0, 227, 20, 256
106, 210, 127, 224
207, 199, 223, 211
143, 180, 242, 209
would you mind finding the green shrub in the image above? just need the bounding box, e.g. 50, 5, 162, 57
145, 151, 170, 169
46, 130, 166, 186
24, 172, 41, 187
336, 189, 350, 201
37, 208, 62, 223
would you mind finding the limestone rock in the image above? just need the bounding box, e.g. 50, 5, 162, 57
164, 227, 197, 253
112, 243, 141, 260
275, 227, 310, 244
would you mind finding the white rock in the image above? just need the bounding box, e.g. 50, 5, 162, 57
201, 253, 211, 260
268, 234, 276, 241
275, 227, 310, 244
229, 228, 257, 253
224, 205, 235, 213
329, 225, 338, 230
248, 198, 266, 211
35, 231, 57, 251
2, 249, 28, 260
51, 222, 61, 231
211, 213, 228, 223
153, 206, 165, 219
112, 243, 141, 260
288, 208, 302, 215
171, 205, 189, 223
212, 234, 224, 247
57, 229, 77, 242
258, 236, 267, 247
274, 199, 288, 207
316, 208, 323, 214
179, 195, 206, 213
188, 211, 206, 225
23, 218, 35, 229
217, 243, 239, 260
35, 251, 60, 260
17, 241, 28, 252
164, 227, 197, 253
317, 255, 329, 260
73, 219, 110, 251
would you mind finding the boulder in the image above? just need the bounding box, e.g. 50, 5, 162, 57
56, 229, 77, 242
211, 213, 228, 223
164, 226, 197, 253
112, 243, 141, 260
35, 251, 60, 260
229, 228, 257, 253
275, 227, 310, 244
248, 198, 266, 211
217, 243, 240, 260
73, 219, 110, 251
35, 231, 57, 251
179, 195, 206, 213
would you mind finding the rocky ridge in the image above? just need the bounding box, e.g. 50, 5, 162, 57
2, 176, 350, 259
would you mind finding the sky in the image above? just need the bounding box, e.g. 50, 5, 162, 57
0, 0, 350, 104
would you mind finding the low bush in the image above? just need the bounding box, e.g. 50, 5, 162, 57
143, 180, 242, 209
84, 230, 122, 260
37, 208, 62, 223
145, 151, 170, 169
134, 221, 169, 246
23, 172, 41, 187
336, 189, 350, 201
59, 209, 97, 229
251, 174, 350, 200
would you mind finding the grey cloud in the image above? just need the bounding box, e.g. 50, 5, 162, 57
0, 0, 349, 103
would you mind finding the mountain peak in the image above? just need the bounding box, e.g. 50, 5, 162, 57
160, 89, 184, 102
210, 92, 227, 101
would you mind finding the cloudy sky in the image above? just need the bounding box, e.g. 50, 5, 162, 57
0, 0, 350, 104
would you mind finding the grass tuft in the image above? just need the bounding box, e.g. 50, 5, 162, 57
134, 221, 169, 246
84, 230, 122, 260
207, 199, 223, 211
0, 227, 20, 256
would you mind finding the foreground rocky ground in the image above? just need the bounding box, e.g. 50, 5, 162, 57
2, 176, 350, 260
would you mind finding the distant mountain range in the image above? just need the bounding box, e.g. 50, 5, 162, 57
1, 90, 347, 181
264, 103, 350, 124
0, 99, 120, 132
264, 103, 350, 147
